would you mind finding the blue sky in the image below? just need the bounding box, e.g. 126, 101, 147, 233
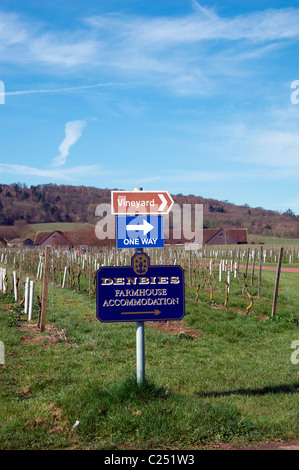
1, 0, 299, 214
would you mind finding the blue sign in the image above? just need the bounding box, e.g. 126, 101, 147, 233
96, 253, 185, 323
116, 215, 164, 249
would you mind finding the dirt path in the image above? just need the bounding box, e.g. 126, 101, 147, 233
195, 261, 299, 273
212, 441, 299, 450
239, 264, 299, 273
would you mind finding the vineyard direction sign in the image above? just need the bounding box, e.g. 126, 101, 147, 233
116, 215, 164, 248
96, 253, 185, 323
111, 190, 174, 215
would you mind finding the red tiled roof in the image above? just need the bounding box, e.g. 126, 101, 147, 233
202, 229, 219, 244
34, 230, 72, 246
34, 231, 52, 245
223, 229, 248, 244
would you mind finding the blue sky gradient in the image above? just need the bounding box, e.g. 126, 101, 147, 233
1, 1, 299, 214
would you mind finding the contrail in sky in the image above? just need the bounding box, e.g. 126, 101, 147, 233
5, 82, 139, 96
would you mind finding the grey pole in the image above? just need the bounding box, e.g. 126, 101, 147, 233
136, 318, 145, 385
134, 188, 146, 385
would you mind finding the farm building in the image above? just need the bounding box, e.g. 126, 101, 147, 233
8, 238, 34, 247
203, 228, 247, 245
34, 230, 73, 248
165, 228, 247, 246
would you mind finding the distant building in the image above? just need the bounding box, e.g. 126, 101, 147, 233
203, 228, 247, 245
165, 228, 247, 246
34, 230, 72, 248
8, 238, 34, 247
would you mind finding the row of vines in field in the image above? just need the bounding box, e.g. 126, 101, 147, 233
0, 244, 298, 326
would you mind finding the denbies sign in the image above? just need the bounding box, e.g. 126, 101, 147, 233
96, 253, 185, 323
111, 190, 174, 215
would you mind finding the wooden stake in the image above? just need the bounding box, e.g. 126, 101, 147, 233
245, 247, 250, 279
271, 247, 283, 318
40, 245, 51, 332
251, 249, 255, 287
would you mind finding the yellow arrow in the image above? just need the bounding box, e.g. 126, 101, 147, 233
121, 310, 161, 315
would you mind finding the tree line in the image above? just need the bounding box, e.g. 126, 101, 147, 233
0, 183, 298, 239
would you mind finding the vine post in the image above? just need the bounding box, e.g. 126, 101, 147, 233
271, 247, 283, 317
40, 245, 51, 333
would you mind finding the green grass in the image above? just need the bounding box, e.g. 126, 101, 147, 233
190, 267, 299, 320
248, 235, 299, 245
29, 222, 89, 232
0, 263, 298, 450
261, 236, 299, 245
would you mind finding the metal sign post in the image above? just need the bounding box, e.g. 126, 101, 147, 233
96, 188, 185, 387
136, 320, 145, 385
134, 188, 145, 386
96, 251, 185, 386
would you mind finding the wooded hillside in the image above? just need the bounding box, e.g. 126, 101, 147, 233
0, 183, 298, 239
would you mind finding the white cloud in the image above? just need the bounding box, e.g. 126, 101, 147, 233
0, 11, 99, 68
0, 163, 107, 181
29, 35, 98, 67
52, 120, 87, 167
0, 11, 29, 47
82, 5, 299, 95
223, 123, 299, 171
2, 5, 299, 95
85, 6, 299, 47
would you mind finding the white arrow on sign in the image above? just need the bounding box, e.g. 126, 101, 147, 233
126, 219, 154, 236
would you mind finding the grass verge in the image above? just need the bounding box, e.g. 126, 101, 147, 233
0, 272, 298, 450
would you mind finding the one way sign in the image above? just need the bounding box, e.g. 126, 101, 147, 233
116, 215, 164, 248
